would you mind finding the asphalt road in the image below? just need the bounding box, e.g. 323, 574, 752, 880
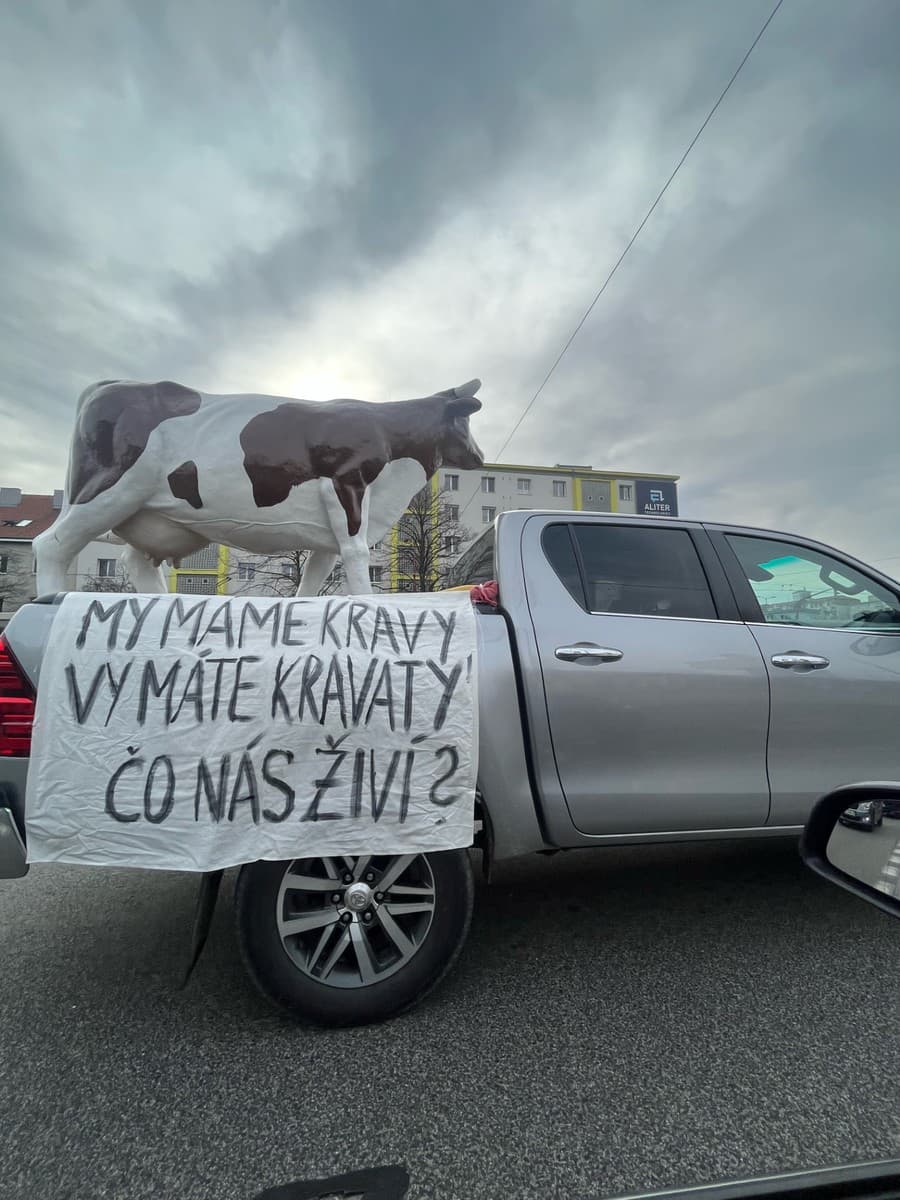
1, 838, 899, 1200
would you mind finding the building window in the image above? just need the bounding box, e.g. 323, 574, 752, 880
370, 565, 384, 583
517, 478, 531, 494
619, 484, 633, 502
553, 480, 567, 498
0, 555, 7, 574
444, 535, 461, 555
97, 558, 117, 578
238, 562, 256, 582
444, 474, 459, 491
176, 574, 219, 595
281, 561, 295, 577
482, 506, 496, 525
481, 476, 495, 494
446, 504, 459, 522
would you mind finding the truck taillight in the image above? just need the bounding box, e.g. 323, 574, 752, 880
0, 635, 35, 756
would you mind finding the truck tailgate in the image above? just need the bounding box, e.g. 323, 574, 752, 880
0, 598, 61, 876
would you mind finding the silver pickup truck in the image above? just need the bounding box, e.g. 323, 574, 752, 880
3, 509, 899, 1025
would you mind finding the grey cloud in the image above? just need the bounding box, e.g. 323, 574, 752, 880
0, 0, 898, 570
494, 0, 900, 562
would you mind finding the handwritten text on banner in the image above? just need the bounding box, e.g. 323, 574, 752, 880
25, 591, 477, 871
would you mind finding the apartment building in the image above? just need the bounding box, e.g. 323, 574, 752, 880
210, 461, 680, 596
0, 487, 137, 627
0, 489, 65, 630
438, 461, 678, 525
0, 462, 679, 611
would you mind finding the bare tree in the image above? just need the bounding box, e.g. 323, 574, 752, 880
223, 496, 467, 599
228, 549, 306, 598
394, 488, 471, 593
227, 549, 345, 597
80, 570, 135, 593
0, 546, 38, 623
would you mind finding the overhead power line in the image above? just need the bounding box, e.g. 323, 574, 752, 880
486, 0, 786, 470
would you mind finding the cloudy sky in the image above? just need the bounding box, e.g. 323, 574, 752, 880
1, 0, 898, 570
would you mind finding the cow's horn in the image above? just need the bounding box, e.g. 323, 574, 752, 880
453, 378, 481, 398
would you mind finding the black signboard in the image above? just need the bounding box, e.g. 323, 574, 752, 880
635, 480, 678, 517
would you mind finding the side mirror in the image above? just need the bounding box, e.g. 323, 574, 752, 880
800, 782, 900, 918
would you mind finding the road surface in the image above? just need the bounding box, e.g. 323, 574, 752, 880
1, 838, 898, 1200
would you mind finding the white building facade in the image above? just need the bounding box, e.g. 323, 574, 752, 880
2, 462, 679, 611
184, 461, 680, 596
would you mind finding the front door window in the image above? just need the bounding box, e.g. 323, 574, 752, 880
727, 535, 900, 632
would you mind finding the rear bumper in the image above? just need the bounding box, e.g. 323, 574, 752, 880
0, 757, 29, 878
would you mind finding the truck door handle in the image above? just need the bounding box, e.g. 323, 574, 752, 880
771, 652, 830, 671
555, 644, 623, 663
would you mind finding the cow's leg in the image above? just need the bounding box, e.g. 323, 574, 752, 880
31, 530, 69, 595
33, 491, 148, 595
297, 551, 337, 597
121, 545, 169, 594
320, 478, 372, 595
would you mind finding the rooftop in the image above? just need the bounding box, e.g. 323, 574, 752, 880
0, 490, 62, 541
481, 462, 680, 481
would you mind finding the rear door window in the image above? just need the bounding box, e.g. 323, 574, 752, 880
447, 527, 495, 587
544, 523, 716, 619
540, 524, 584, 606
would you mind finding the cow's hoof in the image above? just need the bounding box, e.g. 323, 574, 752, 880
234, 849, 474, 1026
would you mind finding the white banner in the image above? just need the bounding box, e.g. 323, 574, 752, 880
25, 591, 477, 871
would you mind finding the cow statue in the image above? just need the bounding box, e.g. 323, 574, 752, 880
34, 378, 484, 598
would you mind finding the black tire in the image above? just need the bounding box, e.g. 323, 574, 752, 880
235, 850, 474, 1026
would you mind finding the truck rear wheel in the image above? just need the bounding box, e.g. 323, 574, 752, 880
235, 850, 474, 1026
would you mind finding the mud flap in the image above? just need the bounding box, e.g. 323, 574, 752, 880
180, 868, 224, 988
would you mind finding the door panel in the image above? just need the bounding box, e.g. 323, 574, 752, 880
722, 532, 900, 826
522, 520, 770, 835
748, 623, 900, 824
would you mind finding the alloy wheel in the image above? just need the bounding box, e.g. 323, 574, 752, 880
275, 854, 436, 988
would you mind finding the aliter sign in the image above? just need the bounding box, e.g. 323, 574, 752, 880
635, 480, 678, 517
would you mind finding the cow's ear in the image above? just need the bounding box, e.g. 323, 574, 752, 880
444, 378, 482, 417
454, 378, 481, 398
445, 394, 482, 418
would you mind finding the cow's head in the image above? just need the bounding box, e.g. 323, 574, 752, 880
436, 379, 484, 469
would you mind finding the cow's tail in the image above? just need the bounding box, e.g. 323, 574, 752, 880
60, 380, 122, 519
76, 379, 119, 411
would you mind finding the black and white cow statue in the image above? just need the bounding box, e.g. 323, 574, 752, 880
34, 378, 484, 597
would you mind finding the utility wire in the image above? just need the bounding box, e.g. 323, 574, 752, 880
483, 0, 786, 477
